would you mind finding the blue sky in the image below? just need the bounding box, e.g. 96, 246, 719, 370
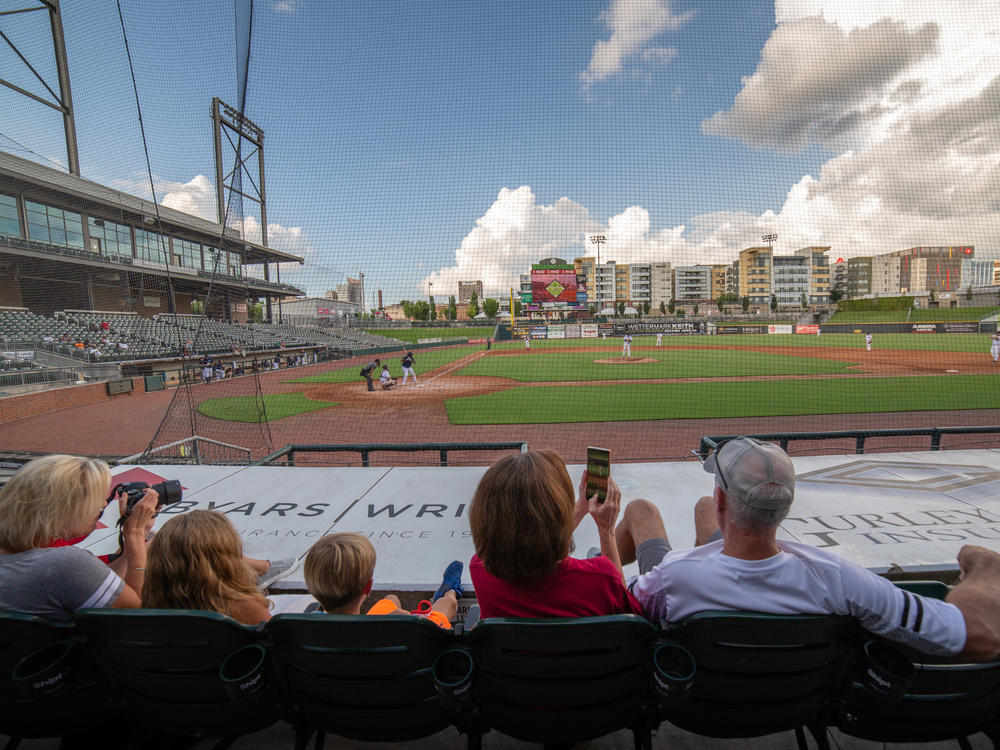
1, 1, 998, 305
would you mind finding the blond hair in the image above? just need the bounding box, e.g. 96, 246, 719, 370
142, 510, 270, 621
0, 454, 110, 552
304, 533, 376, 612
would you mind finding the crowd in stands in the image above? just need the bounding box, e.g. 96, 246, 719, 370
3, 440, 1000, 742
0, 308, 406, 362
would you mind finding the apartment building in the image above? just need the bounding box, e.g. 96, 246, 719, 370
739, 246, 773, 307
673, 265, 712, 303
847, 257, 872, 298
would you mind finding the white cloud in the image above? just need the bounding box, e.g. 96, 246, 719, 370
702, 16, 939, 151
273, 0, 297, 12
579, 0, 693, 89
160, 174, 218, 221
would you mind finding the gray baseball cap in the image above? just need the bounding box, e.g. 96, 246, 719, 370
703, 437, 795, 509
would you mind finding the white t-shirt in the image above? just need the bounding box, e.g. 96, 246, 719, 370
630, 539, 966, 656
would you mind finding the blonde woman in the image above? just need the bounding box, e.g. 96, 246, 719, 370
142, 510, 272, 625
0, 454, 157, 621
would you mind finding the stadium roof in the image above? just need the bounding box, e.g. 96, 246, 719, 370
0, 151, 302, 266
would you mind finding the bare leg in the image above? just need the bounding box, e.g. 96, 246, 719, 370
615, 499, 668, 565
694, 495, 719, 546
431, 590, 458, 620
246, 557, 269, 575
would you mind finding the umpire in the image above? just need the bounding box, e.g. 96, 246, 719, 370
360, 358, 380, 391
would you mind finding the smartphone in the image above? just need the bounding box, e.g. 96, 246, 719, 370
586, 446, 611, 503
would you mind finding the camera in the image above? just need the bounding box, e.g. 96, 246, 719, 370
111, 479, 183, 517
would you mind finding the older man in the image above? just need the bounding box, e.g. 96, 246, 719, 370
616, 436, 1000, 661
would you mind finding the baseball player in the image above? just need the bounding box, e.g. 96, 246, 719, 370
379, 364, 396, 390
400, 351, 417, 385
524, 334, 530, 350
656, 332, 662, 346
990, 332, 1000, 363
865, 333, 872, 352
622, 333, 632, 357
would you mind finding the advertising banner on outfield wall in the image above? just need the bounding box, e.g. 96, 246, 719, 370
546, 326, 565, 338
911, 323, 938, 334
795, 325, 819, 334
716, 324, 767, 335
564, 324, 581, 338
611, 321, 706, 335
598, 323, 615, 337
530, 325, 548, 339
942, 322, 980, 333
768, 324, 793, 334
581, 324, 599, 338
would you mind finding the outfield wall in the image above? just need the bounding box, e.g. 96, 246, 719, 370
498, 320, 994, 339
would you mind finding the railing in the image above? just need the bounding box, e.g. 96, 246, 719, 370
696, 426, 1000, 460
117, 436, 252, 466
256, 441, 528, 468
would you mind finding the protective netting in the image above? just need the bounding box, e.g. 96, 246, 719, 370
1, 1, 999, 464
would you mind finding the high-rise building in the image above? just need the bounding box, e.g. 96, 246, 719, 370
710, 265, 728, 300
739, 246, 773, 307
673, 265, 713, 303
889, 246, 973, 293
795, 247, 831, 305
847, 257, 872, 298
650, 262, 672, 311
871, 256, 900, 296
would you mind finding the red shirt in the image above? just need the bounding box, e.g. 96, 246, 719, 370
470, 554, 641, 619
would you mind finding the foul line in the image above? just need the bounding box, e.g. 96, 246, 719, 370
418, 351, 487, 387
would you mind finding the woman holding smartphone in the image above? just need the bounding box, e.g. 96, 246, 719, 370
468, 449, 639, 618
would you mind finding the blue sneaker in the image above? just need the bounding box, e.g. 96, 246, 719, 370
432, 560, 464, 602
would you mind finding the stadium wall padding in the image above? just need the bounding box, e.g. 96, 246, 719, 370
0, 376, 146, 424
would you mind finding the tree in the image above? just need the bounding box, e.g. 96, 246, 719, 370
428, 295, 437, 321
716, 297, 725, 313
466, 291, 480, 319
447, 295, 458, 320
659, 300, 666, 314
642, 301, 650, 314
966, 286, 973, 301
801, 293, 809, 308
482, 298, 499, 318
191, 300, 205, 315
668, 299, 675, 314
513, 298, 522, 316
692, 303, 699, 315
929, 290, 936, 304
770, 294, 778, 311
247, 300, 264, 322
616, 301, 625, 316
741, 296, 750, 313
829, 289, 844, 303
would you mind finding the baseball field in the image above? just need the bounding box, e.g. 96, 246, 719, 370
3, 327, 1000, 464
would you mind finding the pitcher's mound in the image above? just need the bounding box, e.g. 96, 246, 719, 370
594, 357, 658, 364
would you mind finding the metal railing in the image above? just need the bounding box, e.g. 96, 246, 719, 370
117, 436, 252, 466
696, 426, 1000, 460
256, 441, 528, 468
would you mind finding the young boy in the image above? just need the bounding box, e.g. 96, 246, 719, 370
303, 533, 462, 629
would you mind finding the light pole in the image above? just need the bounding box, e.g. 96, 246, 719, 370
589, 235, 606, 308
359, 272, 365, 318
428, 281, 434, 321
762, 233, 777, 249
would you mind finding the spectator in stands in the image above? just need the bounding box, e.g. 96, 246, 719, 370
59, 333, 70, 342
88, 346, 102, 359
73, 339, 85, 349
303, 532, 462, 629
100, 320, 110, 332
620, 437, 1000, 660
379, 364, 396, 390
142, 510, 272, 625
41, 333, 54, 342
117, 340, 129, 351
469, 449, 643, 618
0, 454, 157, 621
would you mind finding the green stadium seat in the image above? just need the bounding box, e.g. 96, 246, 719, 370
267, 613, 458, 748
74, 609, 282, 744
830, 581, 1000, 747
661, 611, 861, 749
465, 615, 662, 749
0, 612, 118, 745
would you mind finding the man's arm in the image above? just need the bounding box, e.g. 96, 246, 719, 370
946, 545, 1000, 661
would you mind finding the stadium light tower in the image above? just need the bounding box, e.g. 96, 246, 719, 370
589, 234, 606, 266
762, 233, 778, 249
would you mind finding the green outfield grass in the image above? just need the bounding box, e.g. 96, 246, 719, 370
445, 374, 1000, 424
287, 345, 483, 383
365, 326, 494, 342
455, 349, 854, 381
197, 393, 338, 422
491, 332, 994, 352
828, 306, 1000, 324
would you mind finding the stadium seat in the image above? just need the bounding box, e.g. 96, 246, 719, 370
830, 581, 1000, 747
267, 613, 458, 749
464, 615, 662, 749
0, 612, 118, 746
661, 611, 861, 750
74, 609, 282, 745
